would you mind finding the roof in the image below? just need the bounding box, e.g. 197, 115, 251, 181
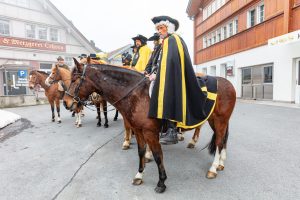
44, 0, 98, 53
186, 0, 203, 17
107, 44, 132, 61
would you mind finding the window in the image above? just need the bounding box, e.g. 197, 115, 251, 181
223, 26, 227, 39
212, 1, 216, 13
26, 24, 35, 38
258, 4, 265, 23
242, 68, 251, 84
229, 22, 233, 37
264, 66, 272, 83
0, 20, 10, 35
50, 28, 58, 42
202, 67, 207, 75
203, 8, 208, 20
203, 37, 207, 48
216, 0, 221, 9
38, 26, 47, 40
65, 57, 73, 67
217, 29, 221, 42
207, 5, 212, 16
212, 33, 216, 44
39, 63, 52, 73
208, 37, 212, 46
248, 9, 256, 27
234, 19, 238, 34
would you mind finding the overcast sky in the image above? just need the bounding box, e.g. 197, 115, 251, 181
50, 0, 194, 57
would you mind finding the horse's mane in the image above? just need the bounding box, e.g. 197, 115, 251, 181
30, 70, 49, 76
74, 64, 144, 80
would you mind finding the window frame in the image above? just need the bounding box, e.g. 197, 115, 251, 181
50, 28, 59, 42
0, 19, 10, 36
25, 24, 36, 39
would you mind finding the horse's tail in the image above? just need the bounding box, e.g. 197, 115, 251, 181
208, 124, 229, 155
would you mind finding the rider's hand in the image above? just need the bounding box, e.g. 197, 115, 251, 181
149, 73, 156, 81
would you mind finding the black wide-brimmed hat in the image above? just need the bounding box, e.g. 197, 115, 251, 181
132, 34, 148, 44
90, 53, 99, 60
148, 33, 160, 41
78, 54, 87, 58
122, 52, 132, 61
151, 15, 179, 31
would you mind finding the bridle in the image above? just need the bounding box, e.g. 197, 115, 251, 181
47, 65, 60, 85
65, 64, 147, 110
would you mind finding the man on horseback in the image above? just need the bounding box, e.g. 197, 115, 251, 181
131, 34, 152, 72
56, 56, 70, 70
121, 52, 132, 67
148, 16, 208, 145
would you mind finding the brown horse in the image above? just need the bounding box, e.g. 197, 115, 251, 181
45, 64, 109, 128
28, 70, 62, 123
63, 60, 236, 193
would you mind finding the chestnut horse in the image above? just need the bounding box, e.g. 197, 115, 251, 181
28, 70, 62, 123
63, 60, 236, 193
45, 64, 110, 128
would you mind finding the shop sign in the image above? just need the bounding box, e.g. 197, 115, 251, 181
268, 30, 300, 46
0, 36, 66, 52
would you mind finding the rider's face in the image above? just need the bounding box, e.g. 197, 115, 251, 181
157, 25, 168, 39
135, 40, 142, 47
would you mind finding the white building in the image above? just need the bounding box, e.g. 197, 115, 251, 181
0, 0, 97, 96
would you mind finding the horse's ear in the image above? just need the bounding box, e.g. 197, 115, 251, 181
87, 56, 91, 64
73, 57, 80, 68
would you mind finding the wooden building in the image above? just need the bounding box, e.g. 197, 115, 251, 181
187, 0, 300, 103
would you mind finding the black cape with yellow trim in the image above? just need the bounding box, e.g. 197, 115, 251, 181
148, 34, 217, 129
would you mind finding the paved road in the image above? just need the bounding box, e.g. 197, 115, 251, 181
0, 102, 300, 200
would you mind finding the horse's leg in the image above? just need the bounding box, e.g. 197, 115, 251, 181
122, 119, 131, 150
145, 144, 153, 163
206, 118, 229, 179
132, 129, 146, 185
50, 101, 55, 122
144, 131, 167, 193
77, 109, 82, 127
114, 109, 118, 121
187, 126, 201, 148
102, 101, 109, 128
177, 128, 185, 141
55, 98, 61, 123
96, 103, 101, 127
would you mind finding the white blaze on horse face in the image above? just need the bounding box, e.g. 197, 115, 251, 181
209, 147, 220, 174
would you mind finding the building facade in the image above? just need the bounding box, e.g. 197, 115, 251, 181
187, 0, 300, 103
0, 0, 97, 96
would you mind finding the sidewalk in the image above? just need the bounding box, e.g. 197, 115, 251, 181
238, 99, 300, 109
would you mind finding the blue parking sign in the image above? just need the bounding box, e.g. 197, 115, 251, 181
18, 70, 27, 78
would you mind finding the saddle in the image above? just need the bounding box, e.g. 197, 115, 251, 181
196, 75, 218, 118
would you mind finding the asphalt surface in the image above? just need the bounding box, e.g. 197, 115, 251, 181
0, 101, 300, 200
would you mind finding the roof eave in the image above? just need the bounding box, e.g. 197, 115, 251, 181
186, 0, 203, 18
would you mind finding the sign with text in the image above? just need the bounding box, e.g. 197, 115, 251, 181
0, 36, 66, 52
18, 70, 27, 78
268, 30, 300, 46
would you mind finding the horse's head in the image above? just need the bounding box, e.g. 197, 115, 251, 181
45, 63, 62, 86
28, 71, 38, 89
63, 58, 95, 111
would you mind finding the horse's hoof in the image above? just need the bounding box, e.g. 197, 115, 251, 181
113, 118, 118, 121
155, 185, 166, 193
104, 124, 109, 128
57, 120, 61, 124
77, 124, 82, 128
96, 116, 99, 119
52, 119, 55, 122
132, 178, 143, 185
206, 171, 217, 179
187, 143, 195, 149
217, 165, 224, 171
122, 145, 130, 150
81, 114, 85, 117
97, 123, 101, 127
